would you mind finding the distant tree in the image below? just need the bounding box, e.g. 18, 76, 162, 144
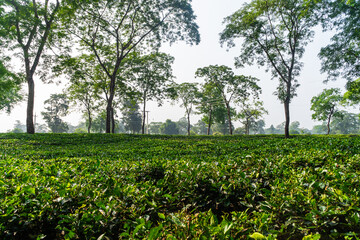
319, 1, 360, 83
160, 119, 179, 135
177, 117, 189, 135
8, 120, 26, 133
0, 0, 61, 133
0, 61, 22, 113
35, 123, 49, 133
173, 82, 199, 136
124, 52, 175, 134
220, 0, 320, 138
312, 123, 327, 134
289, 121, 301, 134
54, 55, 102, 133
331, 111, 360, 134
237, 100, 267, 135
196, 82, 225, 135
41, 94, 69, 133
195, 65, 260, 135
311, 88, 344, 134
265, 124, 277, 134
234, 127, 245, 135
192, 120, 208, 135
149, 122, 162, 135
63, 0, 200, 133
251, 119, 266, 135
121, 100, 142, 134
148, 122, 162, 135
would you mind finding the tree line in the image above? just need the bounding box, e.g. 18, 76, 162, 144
1, 0, 359, 138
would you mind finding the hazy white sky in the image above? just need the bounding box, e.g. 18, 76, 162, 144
0, 0, 350, 132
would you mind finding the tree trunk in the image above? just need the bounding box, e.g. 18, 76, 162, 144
87, 109, 92, 133
225, 102, 233, 135
327, 111, 333, 135
106, 77, 116, 133
284, 100, 290, 138
26, 76, 35, 134
111, 107, 115, 133
187, 112, 191, 136
207, 108, 212, 135
246, 118, 250, 135
142, 95, 146, 134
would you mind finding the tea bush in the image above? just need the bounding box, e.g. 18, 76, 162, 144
0, 133, 359, 239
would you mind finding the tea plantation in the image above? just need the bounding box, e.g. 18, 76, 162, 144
1, 133, 360, 239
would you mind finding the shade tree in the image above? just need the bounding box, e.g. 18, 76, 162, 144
195, 65, 261, 135
41, 93, 69, 133
172, 82, 199, 136
63, 0, 200, 133
196, 82, 226, 135
237, 100, 267, 135
220, 0, 321, 138
123, 52, 175, 134
311, 88, 344, 134
0, 0, 62, 133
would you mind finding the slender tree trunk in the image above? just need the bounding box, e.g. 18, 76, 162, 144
111, 107, 115, 133
284, 100, 290, 138
87, 109, 92, 133
327, 111, 333, 135
26, 76, 35, 134
142, 94, 146, 134
225, 102, 233, 135
284, 82, 291, 138
187, 112, 191, 136
246, 118, 250, 135
207, 108, 212, 135
106, 77, 116, 133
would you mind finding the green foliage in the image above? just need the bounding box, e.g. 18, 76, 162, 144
195, 65, 261, 135
344, 78, 360, 107
160, 119, 179, 135
0, 60, 22, 113
1, 134, 360, 239
121, 100, 142, 134
311, 88, 344, 134
319, 0, 360, 82
41, 94, 70, 133
220, 0, 321, 137
172, 82, 199, 135
331, 111, 360, 134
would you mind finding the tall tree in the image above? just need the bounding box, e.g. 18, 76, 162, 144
331, 111, 360, 134
64, 0, 200, 133
311, 88, 344, 134
121, 100, 142, 134
220, 0, 320, 138
41, 93, 69, 133
0, 0, 61, 133
54, 55, 102, 133
124, 52, 175, 134
319, 0, 360, 82
237, 100, 267, 135
173, 82, 199, 136
160, 119, 179, 135
196, 82, 225, 135
195, 65, 260, 135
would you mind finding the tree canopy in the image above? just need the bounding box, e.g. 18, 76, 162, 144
62, 0, 200, 133
220, 0, 320, 138
319, 0, 360, 82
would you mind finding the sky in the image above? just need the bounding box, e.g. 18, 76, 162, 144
0, 0, 351, 132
